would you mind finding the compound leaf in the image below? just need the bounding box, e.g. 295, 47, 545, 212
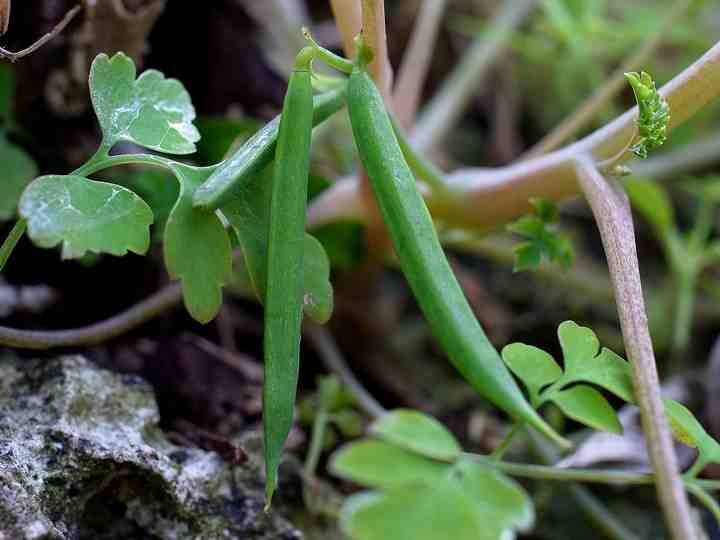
550, 385, 622, 434
331, 440, 450, 488
19, 174, 153, 259
90, 52, 200, 154
502, 343, 562, 405
664, 399, 720, 465
503, 321, 634, 432
453, 458, 534, 533
342, 483, 485, 540
339, 457, 532, 540
507, 198, 573, 272
558, 320, 600, 374
370, 409, 461, 462
164, 163, 232, 324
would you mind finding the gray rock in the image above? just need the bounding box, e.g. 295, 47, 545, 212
0, 355, 301, 540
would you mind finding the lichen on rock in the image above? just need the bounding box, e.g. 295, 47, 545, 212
0, 355, 301, 540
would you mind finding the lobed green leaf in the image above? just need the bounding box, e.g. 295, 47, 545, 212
502, 343, 562, 405
331, 440, 450, 488
369, 409, 462, 462
90, 52, 200, 154
507, 198, 574, 272
19, 174, 153, 259
164, 163, 233, 324
550, 385, 622, 434
503, 321, 634, 432
339, 457, 533, 540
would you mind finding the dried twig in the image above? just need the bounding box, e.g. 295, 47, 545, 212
0, 4, 83, 62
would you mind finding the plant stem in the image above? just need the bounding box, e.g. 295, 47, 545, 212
491, 423, 521, 460
575, 157, 697, 540
73, 153, 175, 177
410, 0, 537, 152
304, 322, 386, 419
687, 483, 720, 527
304, 410, 330, 477
525, 0, 691, 157
671, 267, 698, 364
308, 40, 720, 232
632, 132, 720, 181
0, 4, 83, 62
0, 219, 26, 273
527, 422, 644, 540
477, 455, 720, 492
392, 0, 449, 128
0, 283, 182, 349
391, 115, 450, 195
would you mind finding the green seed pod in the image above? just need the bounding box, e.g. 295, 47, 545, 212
263, 47, 315, 507
346, 55, 568, 448
193, 86, 346, 211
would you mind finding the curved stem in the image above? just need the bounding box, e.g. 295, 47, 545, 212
0, 283, 182, 349
0, 219, 26, 273
687, 484, 720, 526
304, 410, 330, 477
525, 0, 691, 157
391, 115, 449, 195
73, 153, 175, 177
302, 28, 353, 74
304, 322, 386, 419
575, 157, 697, 540
490, 423, 521, 460
308, 39, 720, 231
526, 427, 642, 540
0, 4, 83, 62
476, 455, 720, 493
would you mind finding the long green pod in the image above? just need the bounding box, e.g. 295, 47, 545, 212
347, 59, 568, 448
193, 86, 346, 211
263, 48, 315, 506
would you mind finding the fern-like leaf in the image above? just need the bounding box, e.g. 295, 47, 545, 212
625, 71, 669, 159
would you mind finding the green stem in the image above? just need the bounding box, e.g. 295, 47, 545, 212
390, 114, 450, 196
303, 28, 353, 74
73, 153, 175, 177
0, 219, 27, 273
304, 410, 330, 477
490, 423, 521, 460
671, 267, 698, 364
687, 483, 720, 526
476, 456, 720, 492
689, 200, 714, 253
565, 483, 643, 540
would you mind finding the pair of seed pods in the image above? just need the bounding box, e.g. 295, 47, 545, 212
194, 42, 567, 505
